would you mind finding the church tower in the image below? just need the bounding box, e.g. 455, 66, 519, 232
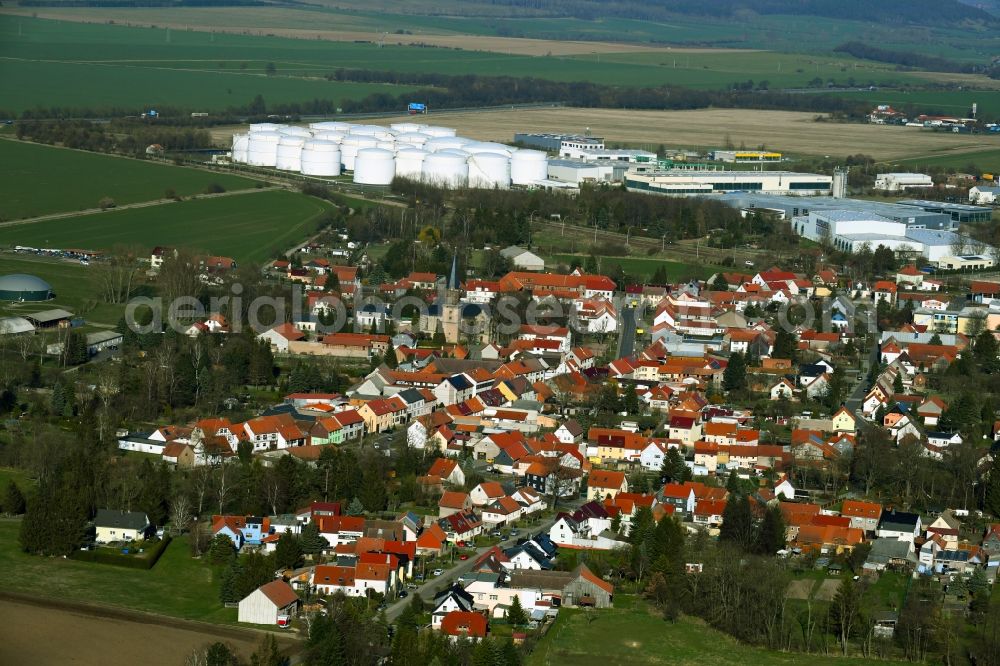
441, 254, 461, 344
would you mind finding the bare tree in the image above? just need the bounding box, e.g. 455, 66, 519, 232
96, 244, 142, 304
157, 247, 205, 305
215, 463, 236, 515
169, 490, 192, 536
191, 465, 213, 516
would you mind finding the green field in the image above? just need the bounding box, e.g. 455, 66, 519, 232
528, 596, 887, 666
0, 16, 947, 115
0, 519, 231, 622
0, 189, 330, 264
837, 89, 1000, 121
0, 254, 125, 325
888, 148, 1000, 173
0, 140, 262, 220
547, 253, 719, 282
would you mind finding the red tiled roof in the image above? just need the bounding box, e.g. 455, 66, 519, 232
440, 611, 488, 638
258, 580, 299, 608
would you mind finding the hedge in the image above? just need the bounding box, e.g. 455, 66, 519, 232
70, 536, 172, 570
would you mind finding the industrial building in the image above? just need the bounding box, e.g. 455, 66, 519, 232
625, 170, 832, 197
896, 199, 993, 224
568, 148, 656, 163
969, 186, 1000, 205
717, 194, 959, 231
875, 173, 934, 192
0, 274, 53, 302
513, 133, 604, 154
546, 159, 617, 185
793, 211, 969, 261
710, 150, 782, 163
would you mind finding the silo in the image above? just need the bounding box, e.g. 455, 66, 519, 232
440, 148, 470, 160
395, 148, 428, 180
422, 126, 457, 138
395, 132, 430, 147
275, 135, 307, 171
246, 131, 282, 167
465, 141, 513, 157
313, 131, 347, 144
340, 135, 378, 171
511, 149, 548, 185
376, 140, 396, 152
300, 140, 342, 176
231, 133, 250, 163
309, 121, 355, 133
390, 122, 424, 133
422, 152, 468, 188
468, 152, 511, 189
353, 148, 395, 185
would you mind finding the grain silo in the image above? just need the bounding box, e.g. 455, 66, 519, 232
246, 131, 282, 167
353, 148, 395, 185
422, 152, 468, 188
300, 140, 342, 176
275, 135, 307, 171
468, 152, 511, 189
511, 149, 548, 185
395, 148, 428, 179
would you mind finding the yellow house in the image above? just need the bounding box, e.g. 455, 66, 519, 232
831, 407, 856, 433
95, 509, 150, 544
586, 470, 628, 501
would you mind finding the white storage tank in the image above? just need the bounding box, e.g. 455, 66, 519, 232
353, 148, 395, 185
309, 121, 355, 133
231, 133, 250, 163
422, 126, 457, 138
422, 152, 468, 188
424, 136, 471, 153
246, 131, 282, 167
313, 131, 347, 144
249, 122, 284, 133
275, 135, 307, 171
511, 149, 548, 185
468, 152, 511, 189
376, 140, 396, 151
465, 141, 512, 157
300, 140, 342, 176
278, 126, 311, 138
390, 122, 424, 133
395, 132, 430, 147
440, 148, 470, 159
395, 148, 428, 180
340, 135, 378, 171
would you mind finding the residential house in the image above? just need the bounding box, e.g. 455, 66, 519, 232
94, 509, 151, 544
841, 500, 882, 533
439, 491, 473, 518
877, 510, 921, 544
586, 470, 628, 502
428, 458, 466, 487
238, 580, 299, 626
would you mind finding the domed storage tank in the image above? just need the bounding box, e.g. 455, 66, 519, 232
464, 141, 512, 157
439, 148, 470, 160
340, 135, 378, 171
278, 126, 312, 138
275, 135, 306, 171
309, 121, 355, 133
422, 152, 468, 188
376, 140, 396, 152
246, 131, 282, 167
422, 126, 457, 138
300, 140, 342, 176
313, 131, 347, 144
395, 132, 430, 147
249, 122, 284, 133
390, 122, 424, 134
349, 124, 385, 137
395, 148, 428, 180
468, 152, 511, 189
424, 136, 471, 153
353, 148, 395, 185
231, 133, 250, 163
511, 149, 548, 185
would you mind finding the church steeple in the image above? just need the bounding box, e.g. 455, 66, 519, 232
447, 253, 459, 291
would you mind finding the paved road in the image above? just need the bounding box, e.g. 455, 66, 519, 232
617, 304, 638, 358
845, 334, 881, 425
384, 503, 581, 622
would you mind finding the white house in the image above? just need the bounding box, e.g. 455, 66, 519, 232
257, 323, 305, 352
94, 509, 151, 544
970, 185, 1000, 205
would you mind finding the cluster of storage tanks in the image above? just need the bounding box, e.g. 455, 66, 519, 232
230, 122, 548, 189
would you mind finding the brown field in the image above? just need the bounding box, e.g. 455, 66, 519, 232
361, 107, 1000, 160
814, 578, 842, 601
0, 597, 295, 665
786, 579, 815, 600
0, 8, 747, 56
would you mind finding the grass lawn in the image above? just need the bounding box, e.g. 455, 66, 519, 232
0, 140, 262, 220
0, 254, 125, 325
0, 189, 331, 264
0, 467, 33, 491
546, 253, 720, 282
0, 518, 233, 623
528, 595, 888, 666
889, 147, 1000, 173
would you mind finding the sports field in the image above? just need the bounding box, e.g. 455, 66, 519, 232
0, 189, 330, 265
366, 107, 1000, 160
0, 140, 261, 220
528, 596, 887, 666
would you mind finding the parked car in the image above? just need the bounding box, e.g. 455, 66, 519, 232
398, 590, 408, 598
456, 540, 467, 548
433, 568, 444, 576
459, 554, 469, 561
